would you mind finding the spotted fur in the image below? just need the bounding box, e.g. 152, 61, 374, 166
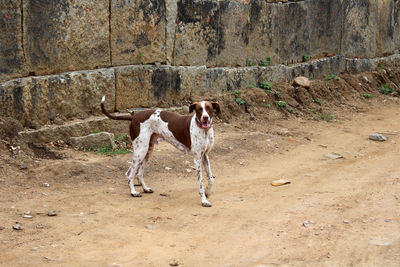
101, 97, 220, 207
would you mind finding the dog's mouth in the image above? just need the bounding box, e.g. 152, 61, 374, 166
201, 120, 211, 129
196, 118, 213, 129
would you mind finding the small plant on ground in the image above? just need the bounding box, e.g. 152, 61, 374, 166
233, 90, 242, 97
260, 57, 271, 66
363, 93, 373, 99
276, 100, 287, 108
274, 90, 281, 98
324, 74, 339, 81
379, 84, 397, 95
388, 73, 394, 78
259, 81, 274, 93
232, 90, 246, 106
303, 54, 310, 62
320, 114, 336, 122
235, 97, 246, 106
92, 130, 99, 134
314, 99, 322, 105
247, 60, 257, 67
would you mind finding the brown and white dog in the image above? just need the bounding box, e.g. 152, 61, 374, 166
101, 96, 220, 207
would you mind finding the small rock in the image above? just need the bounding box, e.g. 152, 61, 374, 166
31, 247, 39, 251
384, 219, 391, 223
160, 193, 170, 197
239, 162, 244, 165
325, 152, 343, 160
369, 238, 391, 246
13, 223, 22, 230
170, 260, 179, 266
107, 187, 116, 193
185, 168, 192, 173
42, 183, 50, 187
232, 197, 243, 202
0, 226, 5, 230
165, 167, 172, 171
53, 117, 64, 125
23, 215, 33, 219
303, 220, 314, 227
343, 220, 350, 224
145, 225, 153, 230
369, 133, 387, 142
20, 165, 28, 170
293, 76, 311, 88
47, 210, 57, 216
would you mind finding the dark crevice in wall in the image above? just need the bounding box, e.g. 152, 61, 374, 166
108, 0, 113, 66
20, 0, 27, 70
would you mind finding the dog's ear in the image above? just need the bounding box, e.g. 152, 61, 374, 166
189, 103, 197, 113
211, 102, 220, 114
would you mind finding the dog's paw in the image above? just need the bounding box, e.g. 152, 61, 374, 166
131, 192, 142, 197
144, 188, 154, 194
201, 200, 212, 207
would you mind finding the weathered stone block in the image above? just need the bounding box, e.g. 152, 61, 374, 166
216, 0, 250, 67
0, 0, 28, 82
376, 0, 395, 56
308, 0, 342, 57
247, 1, 278, 66
115, 65, 153, 110
20, 117, 128, 144
23, 0, 110, 75
111, 0, 166, 66
0, 69, 115, 126
70, 132, 116, 149
174, 0, 220, 66
150, 66, 185, 107
273, 1, 310, 64
341, 0, 378, 58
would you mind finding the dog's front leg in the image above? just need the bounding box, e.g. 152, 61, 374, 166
202, 154, 215, 197
194, 156, 212, 207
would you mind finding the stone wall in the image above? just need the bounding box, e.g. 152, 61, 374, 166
1, 0, 399, 127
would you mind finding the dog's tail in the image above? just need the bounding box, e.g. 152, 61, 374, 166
101, 95, 134, 121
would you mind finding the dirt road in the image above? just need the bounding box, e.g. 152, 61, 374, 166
1, 101, 399, 266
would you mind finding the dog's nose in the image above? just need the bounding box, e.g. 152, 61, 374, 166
202, 116, 209, 122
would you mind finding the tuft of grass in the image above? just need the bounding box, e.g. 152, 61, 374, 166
92, 130, 99, 134
388, 73, 394, 78
259, 81, 274, 93
314, 99, 322, 105
303, 54, 310, 62
260, 57, 271, 66
233, 90, 242, 97
363, 93, 373, 99
235, 97, 246, 106
324, 74, 339, 81
320, 114, 336, 122
276, 100, 287, 108
85, 146, 132, 156
137, 51, 146, 65
247, 60, 257, 67
379, 84, 397, 95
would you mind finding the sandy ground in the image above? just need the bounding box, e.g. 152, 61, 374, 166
0, 99, 399, 267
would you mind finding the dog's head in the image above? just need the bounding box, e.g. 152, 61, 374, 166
189, 101, 220, 130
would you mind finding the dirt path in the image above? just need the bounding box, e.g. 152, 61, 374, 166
1, 102, 399, 267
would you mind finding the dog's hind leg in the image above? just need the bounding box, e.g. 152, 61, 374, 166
127, 135, 151, 197
202, 153, 215, 197
136, 136, 156, 193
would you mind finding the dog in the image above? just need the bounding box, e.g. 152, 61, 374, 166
101, 96, 220, 207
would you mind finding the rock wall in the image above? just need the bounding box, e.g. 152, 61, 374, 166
1, 0, 399, 127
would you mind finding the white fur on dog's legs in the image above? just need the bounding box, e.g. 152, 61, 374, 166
202, 154, 214, 197
136, 145, 154, 193
126, 159, 141, 197
194, 156, 211, 207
